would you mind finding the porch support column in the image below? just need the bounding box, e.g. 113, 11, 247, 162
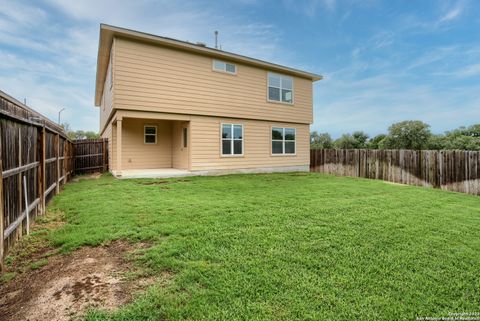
116, 118, 123, 176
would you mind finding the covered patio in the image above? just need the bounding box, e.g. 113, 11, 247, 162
111, 111, 190, 178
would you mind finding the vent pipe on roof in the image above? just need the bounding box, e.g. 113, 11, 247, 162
214, 30, 218, 49
196, 42, 206, 47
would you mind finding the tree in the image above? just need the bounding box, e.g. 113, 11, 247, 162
443, 135, 480, 150
351, 131, 369, 148
421, 124, 480, 150
380, 120, 431, 150
311, 131, 333, 149
426, 134, 446, 150
62, 122, 100, 140
334, 131, 369, 149
466, 124, 480, 137
68, 130, 100, 140
367, 134, 386, 149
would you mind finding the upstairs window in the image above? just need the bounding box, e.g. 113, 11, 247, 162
144, 125, 157, 144
272, 127, 296, 155
268, 73, 293, 103
213, 59, 236, 74
222, 124, 243, 156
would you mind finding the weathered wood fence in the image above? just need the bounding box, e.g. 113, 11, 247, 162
310, 149, 480, 195
0, 91, 74, 267
73, 139, 108, 175
1, 91, 110, 267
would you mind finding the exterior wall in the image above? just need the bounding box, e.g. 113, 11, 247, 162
112, 37, 313, 126
100, 45, 114, 134
102, 121, 114, 171
172, 121, 189, 169
106, 110, 309, 173
189, 116, 309, 171
121, 118, 173, 169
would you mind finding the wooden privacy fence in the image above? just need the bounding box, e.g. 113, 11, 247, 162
73, 138, 108, 175
1, 91, 74, 267
311, 149, 480, 195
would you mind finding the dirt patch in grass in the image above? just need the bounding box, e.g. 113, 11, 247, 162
71, 172, 102, 182
0, 240, 164, 321
139, 180, 170, 185
138, 179, 191, 186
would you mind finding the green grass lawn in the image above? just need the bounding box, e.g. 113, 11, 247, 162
46, 173, 480, 320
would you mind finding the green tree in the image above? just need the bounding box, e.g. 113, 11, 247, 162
443, 135, 480, 150
311, 131, 333, 149
466, 124, 480, 137
417, 124, 480, 150
426, 134, 446, 150
69, 130, 100, 140
367, 134, 386, 149
62, 122, 100, 140
334, 131, 369, 149
334, 134, 356, 149
380, 120, 431, 150
351, 131, 369, 148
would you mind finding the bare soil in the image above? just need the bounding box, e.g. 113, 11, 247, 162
0, 241, 159, 321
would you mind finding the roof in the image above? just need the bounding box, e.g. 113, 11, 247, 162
94, 24, 323, 106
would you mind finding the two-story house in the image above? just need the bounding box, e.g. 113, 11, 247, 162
95, 24, 322, 178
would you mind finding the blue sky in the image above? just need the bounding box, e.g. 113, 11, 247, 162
0, 0, 479, 137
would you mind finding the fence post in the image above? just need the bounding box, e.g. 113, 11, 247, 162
36, 127, 41, 215
0, 133, 4, 269
17, 127, 23, 237
55, 133, 60, 194
63, 138, 67, 184
40, 127, 46, 214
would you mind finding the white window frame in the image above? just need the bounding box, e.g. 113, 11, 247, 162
212, 59, 237, 75
267, 72, 294, 105
271, 127, 296, 156
144, 125, 157, 144
221, 123, 244, 157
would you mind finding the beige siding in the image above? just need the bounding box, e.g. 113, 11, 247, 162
172, 121, 189, 169
121, 118, 173, 169
107, 110, 308, 172
189, 116, 309, 171
100, 44, 114, 134
102, 121, 114, 170
113, 38, 313, 125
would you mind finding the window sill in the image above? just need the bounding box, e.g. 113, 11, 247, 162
212, 69, 237, 76
221, 154, 244, 158
267, 99, 294, 106
271, 153, 296, 157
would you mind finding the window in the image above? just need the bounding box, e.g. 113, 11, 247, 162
268, 73, 293, 103
144, 125, 157, 144
213, 59, 236, 74
222, 124, 243, 156
272, 127, 295, 155
183, 127, 188, 148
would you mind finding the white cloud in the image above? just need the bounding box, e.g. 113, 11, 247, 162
455, 63, 480, 77
282, 0, 337, 17
438, 3, 464, 24
406, 46, 458, 70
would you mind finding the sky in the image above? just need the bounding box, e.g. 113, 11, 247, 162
0, 0, 479, 138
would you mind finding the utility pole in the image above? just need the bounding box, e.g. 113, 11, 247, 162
58, 107, 66, 124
